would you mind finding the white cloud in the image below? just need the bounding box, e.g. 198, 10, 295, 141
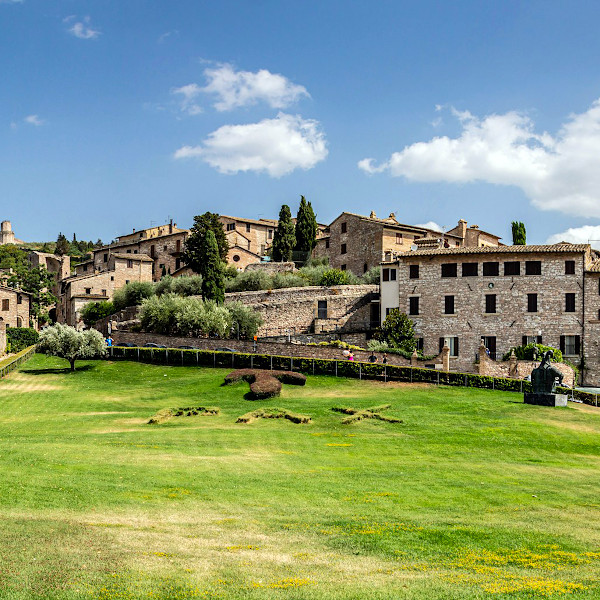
174, 112, 327, 177
546, 225, 600, 246
24, 114, 43, 126
0, 1, 24, 4
200, 63, 309, 111
415, 221, 443, 232
359, 99, 600, 218
171, 83, 203, 115
65, 15, 100, 39
158, 30, 178, 43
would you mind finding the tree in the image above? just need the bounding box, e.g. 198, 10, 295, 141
373, 309, 417, 352
294, 196, 318, 253
55, 233, 70, 256
80, 301, 115, 327
200, 229, 225, 304
271, 205, 296, 262
37, 323, 107, 372
7, 266, 56, 324
182, 212, 229, 272
511, 221, 526, 245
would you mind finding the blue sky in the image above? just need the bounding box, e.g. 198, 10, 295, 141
3, 0, 600, 246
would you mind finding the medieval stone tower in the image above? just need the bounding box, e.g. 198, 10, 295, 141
0, 221, 16, 245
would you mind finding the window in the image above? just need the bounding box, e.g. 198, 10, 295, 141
340, 264, 347, 271
16, 317, 22, 327
247, 240, 251, 250
527, 293, 538, 312
523, 335, 542, 346
17, 294, 22, 305
317, 300, 327, 319
246, 223, 251, 233
125, 280, 130, 284
150, 246, 155, 258
103, 253, 108, 262
85, 288, 91, 295
483, 262, 499, 276
409, 296, 419, 315
525, 261, 541, 275
565, 293, 576, 312
462, 263, 478, 277
341, 243, 347, 254
363, 263, 368, 273
561, 335, 580, 356
110, 276, 114, 281
409, 265, 419, 279
504, 261, 520, 276
134, 250, 138, 254
2, 299, 9, 311
341, 222, 347, 233
439, 336, 459, 356
444, 295, 455, 314
127, 259, 133, 268
382, 268, 389, 282
481, 336, 497, 358
101, 289, 106, 296
441, 263, 457, 278
396, 233, 402, 244
126, 249, 131, 254
268, 229, 273, 240
385, 307, 392, 316
176, 240, 181, 252
390, 269, 397, 281
416, 338, 424, 352
163, 245, 167, 251
82, 264, 88, 272
175, 258, 181, 270
233, 255, 240, 262
226, 223, 236, 231
565, 260, 575, 274
325, 239, 330, 249
485, 294, 497, 313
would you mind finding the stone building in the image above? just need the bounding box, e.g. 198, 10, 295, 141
219, 215, 278, 267
379, 243, 600, 384
0, 221, 21, 245
313, 212, 501, 276
0, 286, 31, 329
89, 221, 187, 282
57, 253, 153, 327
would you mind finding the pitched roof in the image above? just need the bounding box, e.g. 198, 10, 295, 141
112, 253, 154, 262
389, 243, 590, 260
220, 215, 278, 227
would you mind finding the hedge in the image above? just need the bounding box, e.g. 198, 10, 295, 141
7, 327, 39, 353
105, 346, 600, 405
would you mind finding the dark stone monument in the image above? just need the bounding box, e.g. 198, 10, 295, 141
524, 350, 567, 407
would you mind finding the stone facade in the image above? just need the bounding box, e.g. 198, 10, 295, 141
380, 243, 598, 381
0, 221, 19, 245
57, 254, 153, 327
220, 215, 278, 259
224, 285, 379, 337
0, 286, 31, 329
92, 222, 187, 282
245, 262, 295, 274
28, 251, 71, 297
313, 212, 501, 276
227, 246, 262, 271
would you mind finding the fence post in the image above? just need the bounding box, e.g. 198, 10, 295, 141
359, 363, 362, 380
312, 359, 315, 375
213, 352, 216, 368
410, 368, 412, 384
137, 348, 140, 361
291, 357, 294, 371
437, 371, 440, 386
492, 378, 495, 391
196, 351, 199, 365
520, 380, 523, 393
384, 366, 387, 382
166, 349, 168, 364
232, 353, 234, 368
270, 355, 273, 370
335, 361, 338, 377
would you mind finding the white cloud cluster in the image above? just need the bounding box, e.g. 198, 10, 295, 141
359, 99, 600, 218
171, 84, 203, 115
24, 114, 43, 126
65, 15, 100, 40
415, 221, 443, 232
0, 1, 24, 4
174, 113, 327, 177
202, 63, 310, 111
546, 225, 600, 246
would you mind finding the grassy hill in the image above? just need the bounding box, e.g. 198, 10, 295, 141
0, 355, 599, 599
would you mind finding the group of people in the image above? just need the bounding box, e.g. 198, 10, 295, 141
342, 349, 388, 364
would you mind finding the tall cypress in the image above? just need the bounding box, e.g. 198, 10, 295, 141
272, 205, 296, 262
295, 196, 318, 253
511, 221, 526, 245
183, 212, 229, 274
200, 229, 225, 304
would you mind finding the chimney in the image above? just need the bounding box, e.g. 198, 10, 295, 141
369, 211, 376, 218
456, 219, 467, 239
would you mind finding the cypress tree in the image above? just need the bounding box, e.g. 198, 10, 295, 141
183, 212, 229, 273
271, 205, 296, 262
511, 221, 526, 245
294, 195, 318, 253
55, 233, 70, 256
200, 229, 225, 304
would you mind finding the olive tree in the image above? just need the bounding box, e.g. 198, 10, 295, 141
37, 323, 107, 372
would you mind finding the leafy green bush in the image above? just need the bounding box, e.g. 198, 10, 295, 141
227, 301, 263, 339
225, 270, 272, 292
308, 340, 365, 351
372, 309, 417, 353
271, 273, 308, 289
361, 266, 380, 284
502, 343, 563, 363
113, 282, 155, 311
319, 269, 359, 286
80, 300, 115, 327
6, 327, 39, 352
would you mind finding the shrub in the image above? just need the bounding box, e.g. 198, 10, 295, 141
236, 408, 311, 424
113, 282, 155, 311
80, 300, 115, 327
372, 309, 417, 353
6, 327, 39, 352
320, 269, 359, 286
502, 343, 563, 363
272, 371, 307, 385
271, 273, 308, 289
249, 374, 281, 399
225, 270, 273, 292
227, 301, 263, 339
361, 266, 381, 285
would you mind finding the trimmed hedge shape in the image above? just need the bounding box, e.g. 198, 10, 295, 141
236, 408, 311, 424
148, 406, 220, 424
224, 369, 306, 399
332, 404, 403, 425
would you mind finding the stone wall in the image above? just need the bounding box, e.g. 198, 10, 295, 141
110, 330, 450, 369
0, 319, 6, 355
224, 285, 378, 336
245, 262, 295, 274
0, 287, 30, 328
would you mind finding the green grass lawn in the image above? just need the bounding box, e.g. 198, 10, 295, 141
1, 355, 599, 599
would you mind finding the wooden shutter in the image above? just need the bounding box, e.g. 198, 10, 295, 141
439, 337, 444, 353
522, 336, 528, 346
537, 335, 543, 344
454, 337, 459, 357
575, 336, 581, 355
560, 336, 565, 354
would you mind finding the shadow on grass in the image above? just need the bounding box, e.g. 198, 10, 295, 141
20, 364, 97, 375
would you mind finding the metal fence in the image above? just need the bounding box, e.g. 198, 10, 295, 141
0, 346, 35, 379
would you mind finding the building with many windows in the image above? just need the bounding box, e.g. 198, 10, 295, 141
380, 243, 600, 385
